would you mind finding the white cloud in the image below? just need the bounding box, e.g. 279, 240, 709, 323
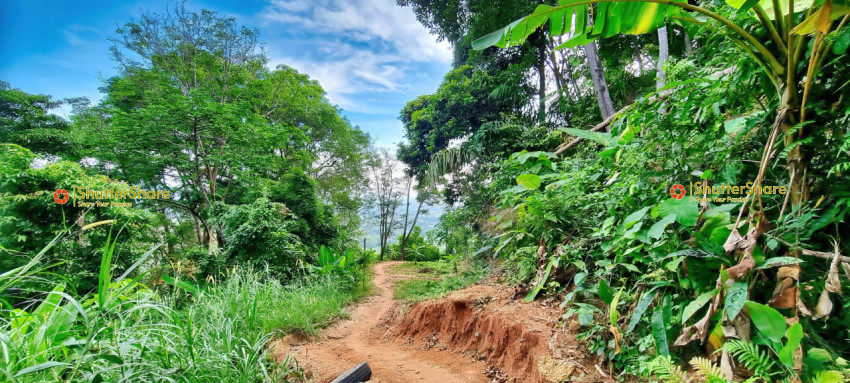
62, 25, 102, 47
259, 0, 451, 111
268, 45, 409, 112
262, 0, 451, 62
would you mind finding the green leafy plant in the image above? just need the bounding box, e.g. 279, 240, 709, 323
722, 339, 778, 379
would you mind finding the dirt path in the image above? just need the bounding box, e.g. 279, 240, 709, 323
275, 261, 486, 383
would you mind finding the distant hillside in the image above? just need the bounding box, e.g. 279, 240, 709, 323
359, 204, 443, 250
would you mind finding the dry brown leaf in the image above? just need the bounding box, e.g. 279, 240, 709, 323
813, 289, 834, 320
675, 299, 718, 346
727, 252, 755, 280
814, 244, 843, 320
825, 248, 842, 294
718, 350, 735, 380
724, 216, 773, 280
609, 326, 621, 355
796, 288, 813, 317
778, 265, 801, 280
722, 228, 745, 253
732, 313, 751, 342
770, 265, 801, 309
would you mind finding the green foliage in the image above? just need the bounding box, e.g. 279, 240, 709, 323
212, 198, 308, 278
0, 230, 370, 382
387, 226, 441, 262
393, 262, 487, 302
648, 356, 690, 383
0, 82, 78, 158
722, 340, 777, 379
306, 245, 360, 278
0, 144, 158, 293
745, 301, 787, 343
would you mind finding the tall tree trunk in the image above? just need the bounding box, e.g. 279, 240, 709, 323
537, 40, 547, 125
399, 178, 412, 261
400, 202, 423, 262
561, 49, 580, 101
656, 25, 670, 114
683, 28, 693, 57
582, 42, 616, 122
547, 38, 566, 102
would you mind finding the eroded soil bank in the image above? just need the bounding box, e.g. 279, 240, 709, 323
273, 262, 610, 382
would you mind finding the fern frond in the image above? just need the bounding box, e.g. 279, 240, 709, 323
650, 356, 689, 383
722, 340, 776, 378
424, 147, 473, 188
689, 356, 729, 383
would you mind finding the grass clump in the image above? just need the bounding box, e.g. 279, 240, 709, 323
1, 231, 371, 382
392, 260, 455, 275
394, 261, 486, 302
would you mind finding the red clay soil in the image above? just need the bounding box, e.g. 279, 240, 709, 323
272, 261, 611, 383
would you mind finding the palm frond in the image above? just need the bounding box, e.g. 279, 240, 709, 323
424, 147, 473, 188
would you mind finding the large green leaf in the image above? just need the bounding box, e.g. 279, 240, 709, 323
745, 301, 786, 342
657, 198, 699, 226
682, 288, 718, 323
598, 279, 614, 305
558, 127, 615, 146
779, 323, 803, 367
161, 275, 200, 295
648, 213, 677, 239
652, 306, 670, 357
13, 362, 68, 377
525, 258, 556, 302
610, 288, 623, 326
725, 0, 812, 18
725, 281, 748, 320
627, 287, 659, 332
516, 174, 542, 190
472, 0, 686, 50
756, 256, 804, 269
621, 206, 650, 229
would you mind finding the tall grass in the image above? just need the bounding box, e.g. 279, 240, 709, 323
0, 230, 370, 382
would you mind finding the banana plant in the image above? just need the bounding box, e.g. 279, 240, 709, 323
307, 245, 352, 276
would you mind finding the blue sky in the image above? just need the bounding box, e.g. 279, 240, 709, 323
0, 0, 452, 146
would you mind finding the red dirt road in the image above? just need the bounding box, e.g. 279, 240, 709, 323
274, 261, 487, 383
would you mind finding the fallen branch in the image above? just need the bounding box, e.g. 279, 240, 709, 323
776, 238, 850, 264
554, 93, 670, 155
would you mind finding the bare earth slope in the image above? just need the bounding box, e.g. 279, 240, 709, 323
273, 262, 609, 383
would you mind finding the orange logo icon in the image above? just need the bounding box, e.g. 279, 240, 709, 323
670, 184, 685, 200
54, 189, 69, 204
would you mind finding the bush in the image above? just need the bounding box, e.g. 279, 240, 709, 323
212, 198, 308, 279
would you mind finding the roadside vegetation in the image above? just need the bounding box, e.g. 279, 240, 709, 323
3, 0, 850, 382
395, 0, 850, 381
392, 260, 488, 303
0, 3, 377, 382
0, 229, 373, 382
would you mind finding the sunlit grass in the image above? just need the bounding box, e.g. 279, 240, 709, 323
393, 261, 486, 302
0, 232, 371, 382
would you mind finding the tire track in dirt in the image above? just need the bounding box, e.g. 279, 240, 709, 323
274, 261, 486, 383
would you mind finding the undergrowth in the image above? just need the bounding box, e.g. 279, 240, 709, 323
394, 260, 487, 302
0, 229, 371, 382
